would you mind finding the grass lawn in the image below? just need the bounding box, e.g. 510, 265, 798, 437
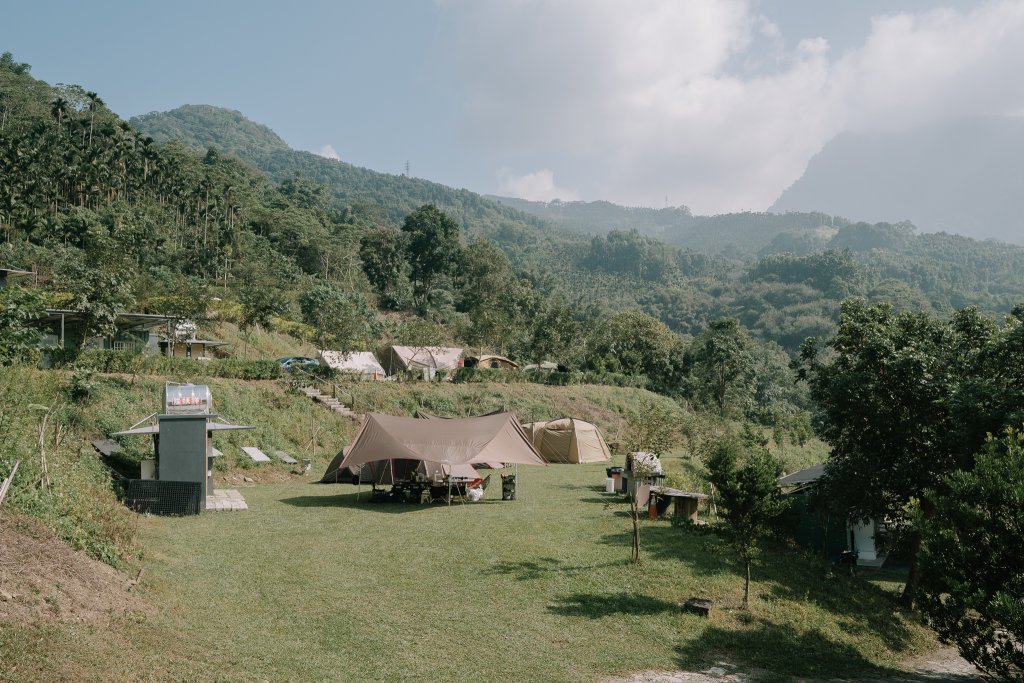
2, 459, 936, 682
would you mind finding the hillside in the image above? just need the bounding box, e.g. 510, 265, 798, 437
130, 105, 580, 273
771, 117, 1024, 245
491, 196, 843, 255
127, 103, 1024, 348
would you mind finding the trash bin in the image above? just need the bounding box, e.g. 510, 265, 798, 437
606, 466, 623, 478
501, 473, 517, 501
605, 477, 616, 493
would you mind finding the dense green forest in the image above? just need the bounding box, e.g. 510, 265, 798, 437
3, 52, 1024, 427
131, 104, 1024, 345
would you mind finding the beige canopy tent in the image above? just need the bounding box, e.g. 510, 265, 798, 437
522, 418, 612, 464
319, 350, 387, 380
322, 411, 544, 484
381, 346, 463, 377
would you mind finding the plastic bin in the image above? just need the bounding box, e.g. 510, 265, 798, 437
501, 474, 517, 501
605, 477, 615, 493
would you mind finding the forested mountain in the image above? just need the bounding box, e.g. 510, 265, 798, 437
5, 52, 1024, 431
130, 105, 575, 274
490, 196, 841, 256
770, 118, 1024, 245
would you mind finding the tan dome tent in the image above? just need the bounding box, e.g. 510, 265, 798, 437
523, 418, 612, 464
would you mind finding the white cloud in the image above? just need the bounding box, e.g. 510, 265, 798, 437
439, 1, 1024, 213
497, 168, 579, 202
316, 144, 341, 160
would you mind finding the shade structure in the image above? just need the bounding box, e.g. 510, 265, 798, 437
357, 459, 480, 486
523, 418, 612, 464
319, 350, 386, 379
336, 412, 545, 474
413, 409, 507, 468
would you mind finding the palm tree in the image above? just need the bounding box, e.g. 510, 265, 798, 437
86, 91, 104, 147
50, 97, 69, 134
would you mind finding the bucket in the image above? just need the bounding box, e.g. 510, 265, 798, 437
605, 477, 615, 493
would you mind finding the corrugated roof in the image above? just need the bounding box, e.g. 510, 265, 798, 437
778, 463, 825, 486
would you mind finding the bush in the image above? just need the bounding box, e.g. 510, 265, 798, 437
452, 367, 530, 384
65, 350, 282, 380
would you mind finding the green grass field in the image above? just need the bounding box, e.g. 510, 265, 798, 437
1, 458, 935, 683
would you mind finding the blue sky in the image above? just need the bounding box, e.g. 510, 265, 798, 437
3, 1, 1021, 213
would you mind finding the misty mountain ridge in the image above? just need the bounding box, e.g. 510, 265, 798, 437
771, 117, 1024, 245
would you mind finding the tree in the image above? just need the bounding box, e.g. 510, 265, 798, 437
0, 285, 45, 365
706, 437, 788, 609
624, 397, 682, 455
52, 253, 135, 342
299, 283, 381, 351
240, 284, 287, 332
400, 204, 461, 304
360, 228, 412, 310
689, 318, 754, 416
456, 239, 537, 355
587, 311, 685, 391
797, 300, 966, 606
916, 429, 1024, 681
528, 300, 583, 367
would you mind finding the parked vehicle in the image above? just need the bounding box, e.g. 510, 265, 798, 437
276, 356, 320, 371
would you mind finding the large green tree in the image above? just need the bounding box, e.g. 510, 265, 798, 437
586, 311, 685, 391
359, 227, 412, 310
689, 318, 754, 416
917, 429, 1024, 680
400, 204, 461, 305
299, 283, 381, 351
797, 300, 1002, 605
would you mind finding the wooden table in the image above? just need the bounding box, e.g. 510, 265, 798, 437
648, 486, 709, 521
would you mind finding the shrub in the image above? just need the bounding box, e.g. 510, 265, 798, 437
65, 350, 282, 380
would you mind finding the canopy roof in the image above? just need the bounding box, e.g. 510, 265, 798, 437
338, 412, 545, 471
320, 350, 386, 375
111, 420, 253, 436
388, 346, 463, 371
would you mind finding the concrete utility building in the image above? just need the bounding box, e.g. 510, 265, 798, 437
112, 383, 253, 514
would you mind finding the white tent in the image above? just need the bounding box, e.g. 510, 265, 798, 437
319, 350, 386, 380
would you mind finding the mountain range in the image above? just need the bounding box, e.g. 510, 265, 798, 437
771, 117, 1024, 245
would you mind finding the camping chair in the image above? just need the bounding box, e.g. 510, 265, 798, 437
480, 474, 492, 492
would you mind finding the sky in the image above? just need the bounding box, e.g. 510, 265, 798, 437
3, 1, 1023, 214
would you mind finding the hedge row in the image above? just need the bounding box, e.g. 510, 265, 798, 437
452, 367, 647, 389
66, 350, 282, 380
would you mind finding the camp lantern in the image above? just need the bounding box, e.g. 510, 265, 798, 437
164, 382, 212, 414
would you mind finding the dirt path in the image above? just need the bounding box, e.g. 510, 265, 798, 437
602, 645, 980, 683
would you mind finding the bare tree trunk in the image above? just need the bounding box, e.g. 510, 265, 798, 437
630, 495, 641, 563
37, 408, 52, 491
743, 557, 751, 609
